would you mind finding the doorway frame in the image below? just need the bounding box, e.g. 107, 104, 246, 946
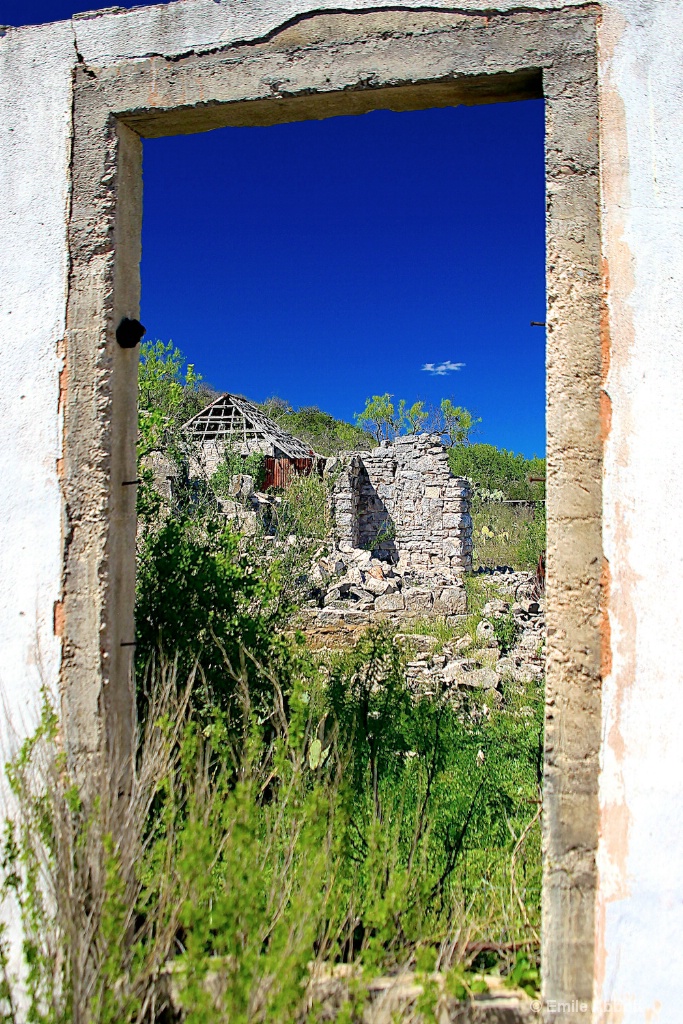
61, 6, 604, 1010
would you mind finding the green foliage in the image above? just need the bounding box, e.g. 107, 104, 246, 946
492, 613, 520, 655
470, 503, 532, 570
438, 399, 480, 447
447, 444, 545, 502
325, 627, 542, 969
400, 618, 458, 652
355, 394, 479, 448
157, 710, 337, 1024
360, 518, 396, 552
5, 338, 547, 1017
469, 492, 548, 573
505, 952, 540, 997
211, 449, 267, 495
138, 339, 213, 461
136, 340, 219, 533
0, 692, 148, 1024
277, 473, 332, 541
261, 399, 373, 457
469, 499, 547, 572
355, 394, 405, 443
516, 501, 546, 571
135, 513, 288, 717
0, 628, 543, 1022
404, 400, 429, 435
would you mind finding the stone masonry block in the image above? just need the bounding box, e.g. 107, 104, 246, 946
433, 587, 467, 616
404, 588, 434, 612
375, 592, 406, 613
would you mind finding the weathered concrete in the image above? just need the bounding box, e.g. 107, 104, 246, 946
1, 0, 682, 1019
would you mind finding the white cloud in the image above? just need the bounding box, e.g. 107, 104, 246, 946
421, 360, 465, 376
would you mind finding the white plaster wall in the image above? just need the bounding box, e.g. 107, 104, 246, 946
0, 22, 75, 750
597, 2, 683, 1021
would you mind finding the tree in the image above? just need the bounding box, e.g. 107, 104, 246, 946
355, 394, 405, 442
263, 399, 373, 456
438, 398, 480, 447
404, 400, 429, 435
356, 393, 478, 446
261, 395, 293, 419
138, 339, 212, 460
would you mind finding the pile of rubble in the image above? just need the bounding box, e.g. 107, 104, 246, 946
400, 593, 545, 700
298, 542, 467, 640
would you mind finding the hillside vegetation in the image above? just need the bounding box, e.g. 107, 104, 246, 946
0, 341, 545, 1022
260, 396, 374, 457
446, 445, 545, 570
447, 445, 545, 503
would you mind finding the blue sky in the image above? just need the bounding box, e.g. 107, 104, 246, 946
11, 2, 547, 458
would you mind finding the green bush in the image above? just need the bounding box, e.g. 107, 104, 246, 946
277, 474, 332, 541
492, 613, 520, 655
516, 501, 546, 570
211, 449, 267, 495
448, 445, 545, 502
135, 512, 289, 718
261, 399, 373, 457
138, 339, 215, 463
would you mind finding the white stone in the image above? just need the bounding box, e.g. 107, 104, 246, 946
374, 592, 405, 612
433, 587, 467, 616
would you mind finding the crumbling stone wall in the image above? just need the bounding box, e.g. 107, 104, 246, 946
332, 434, 472, 574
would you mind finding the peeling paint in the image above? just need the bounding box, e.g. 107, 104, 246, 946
596, 1, 683, 1017
53, 600, 65, 638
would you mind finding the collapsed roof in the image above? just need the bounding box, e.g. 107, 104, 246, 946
181, 393, 314, 460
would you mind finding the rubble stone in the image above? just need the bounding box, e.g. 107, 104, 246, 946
375, 592, 406, 613
404, 588, 433, 612
434, 587, 467, 616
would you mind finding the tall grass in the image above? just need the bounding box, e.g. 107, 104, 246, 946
0, 630, 542, 1023
278, 474, 332, 542
470, 501, 545, 570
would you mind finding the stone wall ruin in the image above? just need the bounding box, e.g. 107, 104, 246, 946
330, 434, 472, 576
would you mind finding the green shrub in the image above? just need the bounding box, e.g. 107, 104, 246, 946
135, 512, 290, 719
277, 474, 332, 541
447, 445, 545, 502
261, 399, 373, 457
492, 613, 520, 655
138, 339, 215, 463
211, 449, 267, 495
516, 501, 546, 570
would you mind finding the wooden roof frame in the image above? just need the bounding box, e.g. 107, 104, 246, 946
181, 393, 314, 459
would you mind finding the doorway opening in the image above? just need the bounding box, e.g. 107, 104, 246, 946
133, 99, 548, 1007
60, 6, 603, 1011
